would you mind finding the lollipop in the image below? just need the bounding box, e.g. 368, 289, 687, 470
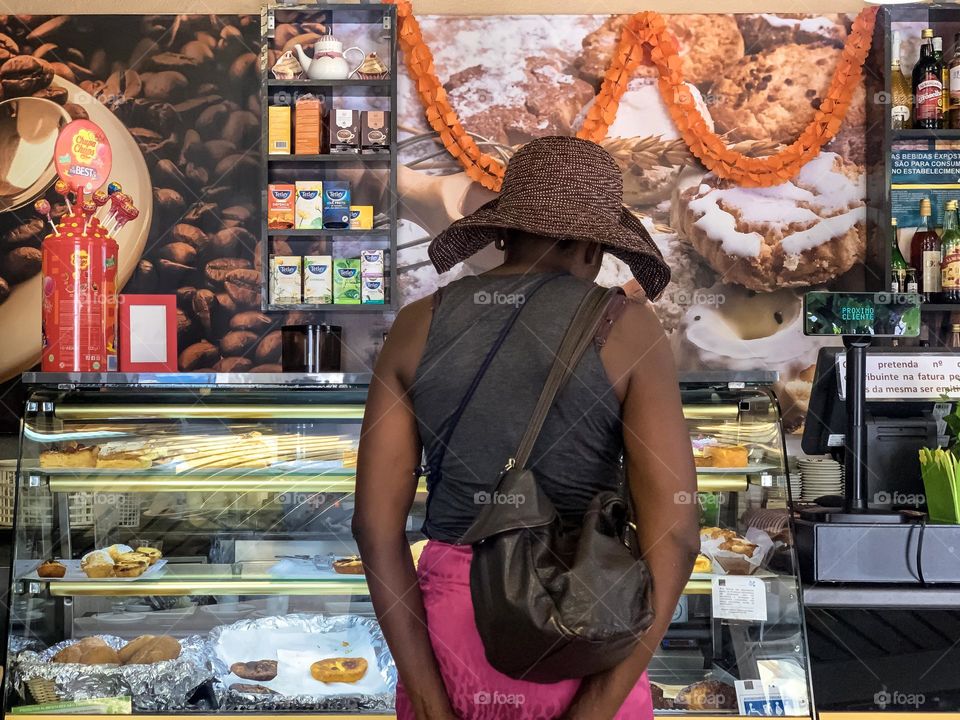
81, 199, 97, 232
104, 192, 130, 231
54, 179, 72, 215
107, 181, 122, 195
111, 203, 139, 236
35, 199, 58, 236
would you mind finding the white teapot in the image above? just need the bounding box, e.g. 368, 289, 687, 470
294, 35, 364, 80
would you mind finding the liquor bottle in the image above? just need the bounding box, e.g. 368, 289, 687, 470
950, 33, 960, 128
951, 323, 960, 348
891, 218, 911, 292
892, 32, 912, 129
935, 36, 950, 117
942, 200, 960, 302
910, 197, 942, 300
914, 29, 944, 129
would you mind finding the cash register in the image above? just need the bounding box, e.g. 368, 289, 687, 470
794, 292, 960, 583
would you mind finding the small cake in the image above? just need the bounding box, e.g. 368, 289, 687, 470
310, 657, 368, 683
719, 538, 759, 557
693, 554, 713, 573
700, 527, 736, 541
80, 550, 114, 578
231, 660, 279, 681
135, 547, 162, 565
333, 556, 364, 575
37, 560, 66, 578
113, 555, 149, 578
704, 445, 750, 468
106, 544, 134, 562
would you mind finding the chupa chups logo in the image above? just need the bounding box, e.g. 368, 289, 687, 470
326, 189, 347, 201
337, 268, 358, 278
278, 265, 298, 276
272, 189, 292, 200
306, 262, 328, 275
299, 190, 319, 200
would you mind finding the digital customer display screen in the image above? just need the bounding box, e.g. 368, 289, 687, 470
803, 292, 921, 337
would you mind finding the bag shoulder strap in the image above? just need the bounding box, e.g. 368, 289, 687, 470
510, 285, 623, 470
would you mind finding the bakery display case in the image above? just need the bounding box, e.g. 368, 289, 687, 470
649, 373, 812, 717
2, 372, 811, 718
3, 373, 412, 718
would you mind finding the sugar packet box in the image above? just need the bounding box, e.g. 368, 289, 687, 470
295, 181, 323, 229
271, 256, 302, 305
323, 181, 351, 229
303, 255, 333, 304
361, 275, 385, 304
333, 258, 361, 304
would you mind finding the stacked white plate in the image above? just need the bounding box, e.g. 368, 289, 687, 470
798, 457, 844, 501
786, 456, 802, 500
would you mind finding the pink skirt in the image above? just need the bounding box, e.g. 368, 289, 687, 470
395, 541, 654, 720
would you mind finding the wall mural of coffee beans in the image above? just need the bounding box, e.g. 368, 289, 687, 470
0, 14, 389, 430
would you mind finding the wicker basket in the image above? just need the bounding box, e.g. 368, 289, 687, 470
26, 677, 59, 704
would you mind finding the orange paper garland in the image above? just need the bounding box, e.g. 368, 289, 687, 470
387, 1, 878, 190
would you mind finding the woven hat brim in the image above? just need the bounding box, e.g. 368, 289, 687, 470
428, 200, 671, 300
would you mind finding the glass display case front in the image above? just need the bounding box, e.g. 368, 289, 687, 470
649, 374, 810, 716
4, 373, 412, 717
3, 372, 811, 719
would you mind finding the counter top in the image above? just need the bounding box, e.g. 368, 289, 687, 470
804, 584, 960, 609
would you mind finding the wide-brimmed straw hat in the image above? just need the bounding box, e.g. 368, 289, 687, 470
428, 136, 671, 299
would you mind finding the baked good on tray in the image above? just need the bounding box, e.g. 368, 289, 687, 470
120, 635, 181, 664
40, 442, 98, 468
704, 445, 749, 468
80, 550, 115, 578
719, 538, 759, 557
693, 554, 713, 573
37, 560, 66, 578
700, 527, 736, 541
674, 680, 738, 710
113, 555, 149, 578
311, 657, 368, 683
52, 637, 120, 665
231, 659, 279, 681
650, 682, 674, 710
136, 547, 162, 565
333, 556, 364, 575
674, 152, 864, 292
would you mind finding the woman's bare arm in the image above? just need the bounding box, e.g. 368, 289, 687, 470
353, 298, 457, 720
562, 301, 700, 720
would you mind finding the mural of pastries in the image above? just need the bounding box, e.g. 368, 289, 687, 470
710, 43, 866, 144
674, 151, 865, 292
444, 54, 594, 145
576, 14, 745, 88
736, 13, 847, 53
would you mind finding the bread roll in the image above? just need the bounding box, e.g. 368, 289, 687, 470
80, 646, 121, 665
52, 644, 85, 664
119, 635, 156, 664
310, 657, 368, 683
37, 560, 66, 578
53, 637, 120, 665
125, 635, 181, 664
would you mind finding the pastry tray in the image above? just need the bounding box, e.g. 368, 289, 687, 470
22, 559, 167, 582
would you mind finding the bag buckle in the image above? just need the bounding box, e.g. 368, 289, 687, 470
503, 457, 516, 472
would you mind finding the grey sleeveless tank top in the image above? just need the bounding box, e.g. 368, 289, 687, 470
411, 272, 624, 543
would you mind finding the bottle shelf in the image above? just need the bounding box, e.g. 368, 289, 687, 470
264, 302, 393, 313
893, 128, 960, 141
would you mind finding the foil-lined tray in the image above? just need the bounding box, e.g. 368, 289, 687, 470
13, 634, 222, 711
210, 614, 396, 712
